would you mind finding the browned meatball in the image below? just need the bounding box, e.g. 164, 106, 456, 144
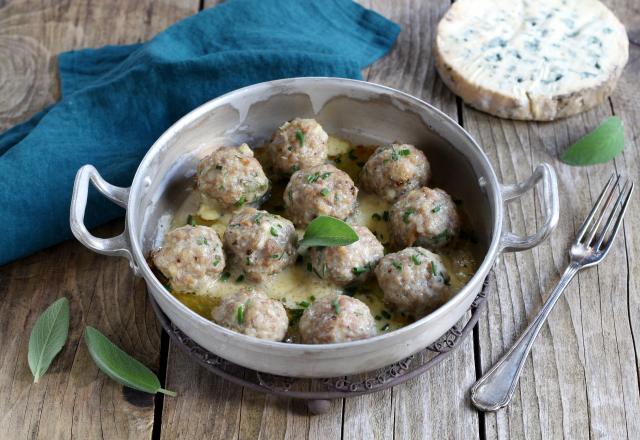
360, 143, 430, 202
223, 207, 297, 282
284, 164, 358, 227
375, 247, 450, 317
212, 288, 288, 341
196, 144, 270, 209
389, 187, 460, 250
309, 226, 384, 286
153, 225, 225, 294
267, 118, 329, 176
298, 295, 377, 344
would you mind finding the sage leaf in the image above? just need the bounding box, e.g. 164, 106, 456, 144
298, 216, 359, 248
84, 326, 176, 396
28, 297, 70, 383
561, 116, 625, 166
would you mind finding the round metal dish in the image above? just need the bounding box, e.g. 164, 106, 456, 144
150, 272, 491, 414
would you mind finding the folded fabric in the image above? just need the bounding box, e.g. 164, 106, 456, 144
0, 0, 399, 265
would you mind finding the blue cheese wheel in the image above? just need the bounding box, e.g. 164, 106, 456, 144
435, 0, 628, 120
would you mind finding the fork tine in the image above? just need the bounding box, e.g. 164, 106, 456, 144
584, 175, 621, 245
594, 181, 634, 251
575, 174, 617, 243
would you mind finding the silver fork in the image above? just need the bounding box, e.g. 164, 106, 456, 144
471, 174, 634, 412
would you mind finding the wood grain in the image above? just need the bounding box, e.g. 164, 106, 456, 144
469, 0, 640, 438
0, 0, 198, 438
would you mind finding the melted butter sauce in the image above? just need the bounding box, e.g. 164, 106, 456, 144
166, 137, 480, 335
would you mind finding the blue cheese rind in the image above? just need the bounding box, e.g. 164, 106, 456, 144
435, 0, 628, 120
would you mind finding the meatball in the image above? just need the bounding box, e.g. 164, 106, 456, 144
223, 207, 297, 282
196, 143, 270, 209
267, 118, 329, 176
284, 164, 358, 227
299, 295, 377, 344
212, 288, 288, 341
309, 226, 384, 286
375, 247, 450, 317
360, 143, 430, 202
389, 187, 460, 250
153, 225, 225, 294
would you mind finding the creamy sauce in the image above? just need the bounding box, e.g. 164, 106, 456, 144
162, 136, 480, 336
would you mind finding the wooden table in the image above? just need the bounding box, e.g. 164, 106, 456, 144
1, 0, 638, 438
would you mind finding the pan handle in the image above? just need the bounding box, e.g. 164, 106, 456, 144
499, 163, 559, 252
69, 165, 140, 275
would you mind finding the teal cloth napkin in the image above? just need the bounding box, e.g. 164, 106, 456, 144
0, 0, 399, 265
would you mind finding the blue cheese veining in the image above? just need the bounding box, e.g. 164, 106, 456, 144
435, 0, 628, 120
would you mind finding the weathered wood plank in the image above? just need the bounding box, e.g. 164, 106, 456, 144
470, 0, 640, 438
0, 1, 198, 438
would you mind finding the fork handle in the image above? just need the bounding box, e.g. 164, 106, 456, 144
470, 262, 580, 411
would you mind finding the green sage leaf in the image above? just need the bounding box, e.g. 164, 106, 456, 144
28, 297, 70, 383
298, 216, 359, 248
84, 326, 175, 396
561, 116, 625, 166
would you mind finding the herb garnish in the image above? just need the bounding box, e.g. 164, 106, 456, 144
392, 260, 402, 271
212, 257, 221, 266
430, 261, 438, 276
197, 237, 208, 246
332, 297, 341, 315
270, 226, 279, 237
28, 297, 69, 383
398, 149, 411, 157
235, 274, 245, 283
236, 304, 245, 324
298, 216, 359, 248
402, 208, 415, 224
561, 116, 625, 166
234, 196, 246, 207
84, 326, 175, 396
253, 212, 264, 224
187, 215, 197, 226
411, 255, 422, 265
352, 265, 370, 274
431, 206, 441, 213
295, 129, 305, 147
320, 188, 330, 197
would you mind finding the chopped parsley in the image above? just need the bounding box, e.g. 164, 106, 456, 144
270, 226, 279, 237
234, 196, 246, 207
196, 237, 208, 246
398, 149, 411, 157
295, 129, 305, 147
320, 188, 330, 197
352, 265, 370, 275
270, 253, 281, 259
306, 172, 320, 183
320, 172, 332, 179
332, 297, 341, 315
298, 300, 310, 308
392, 260, 402, 271
212, 257, 221, 267
431, 205, 441, 213
236, 304, 245, 324
402, 208, 415, 224
411, 255, 422, 265
187, 215, 197, 226
289, 308, 305, 326
253, 212, 264, 224
430, 261, 438, 276
390, 147, 399, 161
309, 295, 316, 302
